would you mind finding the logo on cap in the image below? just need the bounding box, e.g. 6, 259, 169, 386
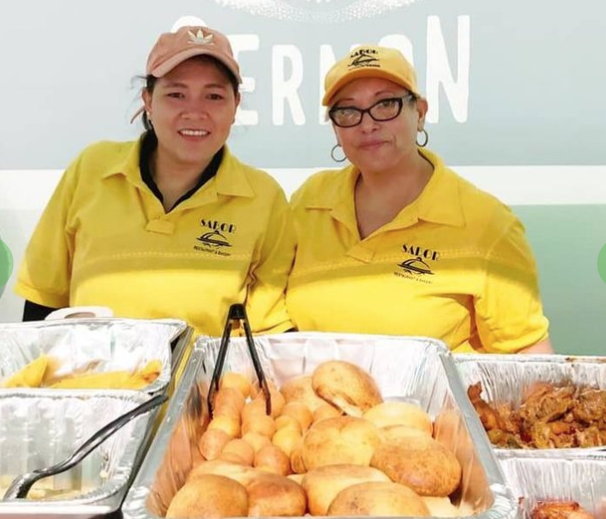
188, 29, 213, 46
349, 48, 379, 69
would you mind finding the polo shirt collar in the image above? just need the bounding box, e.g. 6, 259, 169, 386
101, 136, 255, 199
304, 148, 465, 229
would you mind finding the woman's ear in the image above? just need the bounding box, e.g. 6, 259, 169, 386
142, 89, 152, 113
415, 97, 429, 131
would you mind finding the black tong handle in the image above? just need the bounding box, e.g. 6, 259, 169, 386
207, 304, 271, 416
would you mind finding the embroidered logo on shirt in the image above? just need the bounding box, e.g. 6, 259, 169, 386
394, 244, 439, 283
194, 219, 236, 256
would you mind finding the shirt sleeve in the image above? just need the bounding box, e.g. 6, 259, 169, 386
14, 164, 78, 308
245, 188, 296, 334
474, 217, 549, 353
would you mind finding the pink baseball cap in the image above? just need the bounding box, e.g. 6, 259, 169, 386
146, 25, 242, 82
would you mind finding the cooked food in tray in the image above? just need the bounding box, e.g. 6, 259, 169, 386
163, 360, 466, 518
468, 381, 606, 448
531, 500, 596, 519
2, 354, 162, 390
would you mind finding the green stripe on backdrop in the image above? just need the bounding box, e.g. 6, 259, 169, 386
513, 205, 606, 356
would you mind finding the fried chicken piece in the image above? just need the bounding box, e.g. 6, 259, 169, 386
519, 384, 575, 424
572, 389, 606, 424
467, 382, 504, 431
532, 501, 595, 519
575, 425, 602, 448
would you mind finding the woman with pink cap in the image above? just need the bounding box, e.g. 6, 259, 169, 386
16, 25, 295, 337
286, 44, 552, 354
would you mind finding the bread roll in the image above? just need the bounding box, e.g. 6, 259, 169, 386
220, 372, 252, 399
370, 436, 462, 496
212, 387, 245, 418
245, 472, 307, 517
242, 431, 271, 453
199, 429, 231, 460
327, 481, 430, 517
242, 414, 276, 438
313, 404, 343, 423
280, 402, 313, 431
272, 426, 302, 457
220, 439, 254, 466
251, 384, 285, 417
364, 401, 433, 435
280, 375, 329, 411
187, 459, 255, 486
166, 474, 248, 518
254, 444, 291, 476
312, 361, 382, 416
302, 464, 391, 515
207, 415, 240, 438
303, 416, 382, 470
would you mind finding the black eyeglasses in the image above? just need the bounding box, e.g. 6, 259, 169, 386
328, 94, 416, 128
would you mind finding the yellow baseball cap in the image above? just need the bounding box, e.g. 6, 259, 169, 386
322, 45, 420, 106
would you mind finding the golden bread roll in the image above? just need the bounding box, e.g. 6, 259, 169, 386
220, 372, 252, 399
187, 459, 255, 485
302, 416, 381, 470
212, 387, 246, 418
251, 384, 285, 417
220, 439, 255, 466
280, 375, 329, 411
242, 413, 276, 438
166, 474, 248, 518
289, 441, 307, 474
199, 429, 231, 460
241, 398, 267, 422
302, 464, 391, 515
313, 403, 343, 423
327, 481, 430, 517
275, 415, 303, 434
242, 431, 271, 453
254, 444, 291, 476
422, 496, 462, 517
272, 426, 302, 457
370, 436, 462, 496
312, 361, 382, 416
245, 472, 307, 517
280, 402, 313, 431
207, 415, 241, 438
364, 401, 433, 434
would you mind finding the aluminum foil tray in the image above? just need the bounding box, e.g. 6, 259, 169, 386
122, 332, 518, 519
454, 354, 606, 454
497, 451, 606, 519
0, 390, 159, 518
0, 318, 187, 394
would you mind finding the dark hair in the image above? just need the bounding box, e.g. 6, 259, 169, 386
141, 55, 239, 131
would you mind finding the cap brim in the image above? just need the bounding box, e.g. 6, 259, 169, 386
322, 68, 419, 106
150, 48, 242, 83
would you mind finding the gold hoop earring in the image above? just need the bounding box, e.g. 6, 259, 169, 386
416, 128, 429, 148
330, 144, 347, 163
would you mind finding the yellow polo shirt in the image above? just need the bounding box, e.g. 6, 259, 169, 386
16, 140, 295, 336
286, 148, 549, 353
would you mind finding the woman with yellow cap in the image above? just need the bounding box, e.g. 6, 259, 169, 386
16, 25, 295, 337
286, 45, 552, 354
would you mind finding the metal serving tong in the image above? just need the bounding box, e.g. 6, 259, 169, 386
3, 392, 168, 500
207, 303, 271, 416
